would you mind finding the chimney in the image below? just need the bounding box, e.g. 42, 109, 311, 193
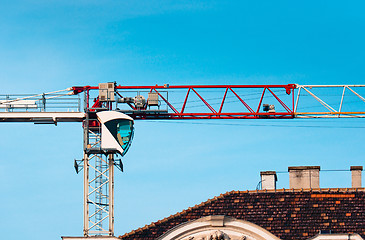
350, 166, 363, 188
260, 171, 277, 190
288, 166, 320, 189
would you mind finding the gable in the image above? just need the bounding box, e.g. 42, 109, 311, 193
157, 215, 281, 240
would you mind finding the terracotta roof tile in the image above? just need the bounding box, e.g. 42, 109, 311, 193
119, 188, 365, 240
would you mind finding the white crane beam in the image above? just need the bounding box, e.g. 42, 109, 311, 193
0, 112, 85, 123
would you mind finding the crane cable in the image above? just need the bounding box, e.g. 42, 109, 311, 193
144, 120, 365, 129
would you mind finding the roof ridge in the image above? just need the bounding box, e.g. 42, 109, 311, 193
119, 190, 237, 239
247, 188, 365, 193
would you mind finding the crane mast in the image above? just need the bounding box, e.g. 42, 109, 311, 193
1, 83, 365, 238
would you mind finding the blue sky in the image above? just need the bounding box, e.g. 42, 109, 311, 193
1, 1, 365, 239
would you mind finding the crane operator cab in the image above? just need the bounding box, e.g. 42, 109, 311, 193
96, 111, 134, 156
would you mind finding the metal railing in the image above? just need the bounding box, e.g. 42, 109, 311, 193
0, 88, 81, 112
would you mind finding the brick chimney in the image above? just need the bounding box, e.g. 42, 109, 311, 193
260, 171, 277, 190
350, 166, 363, 188
288, 166, 320, 189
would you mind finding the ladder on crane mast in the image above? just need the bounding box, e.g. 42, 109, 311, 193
1, 83, 365, 238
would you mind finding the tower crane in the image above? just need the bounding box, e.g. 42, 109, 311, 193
1, 83, 365, 239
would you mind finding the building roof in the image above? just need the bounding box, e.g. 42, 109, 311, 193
119, 188, 365, 240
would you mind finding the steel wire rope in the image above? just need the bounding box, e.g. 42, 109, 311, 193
274, 169, 352, 174
170, 91, 289, 110
144, 120, 365, 129
116, 88, 288, 110
168, 89, 275, 105
169, 90, 365, 111
167, 89, 365, 107
296, 97, 365, 110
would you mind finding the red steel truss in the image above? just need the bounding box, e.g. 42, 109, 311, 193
3, 83, 364, 122
74, 84, 297, 120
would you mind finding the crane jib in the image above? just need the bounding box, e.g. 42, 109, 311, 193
2, 83, 365, 237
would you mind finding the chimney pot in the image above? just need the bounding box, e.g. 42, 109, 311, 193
260, 171, 277, 190
350, 166, 362, 188
288, 166, 320, 189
